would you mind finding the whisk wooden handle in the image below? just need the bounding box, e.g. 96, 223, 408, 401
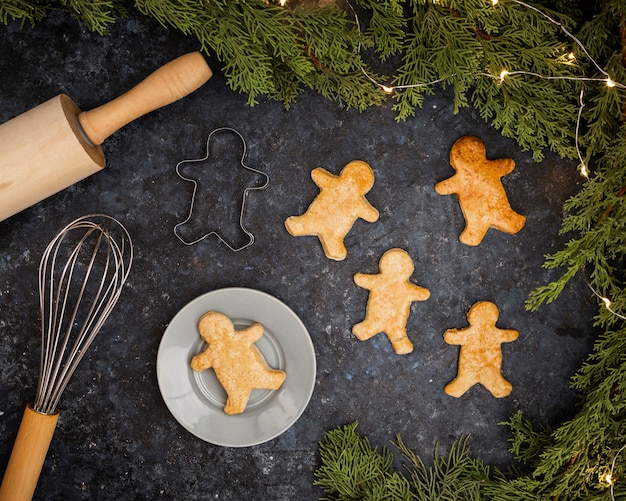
78, 51, 213, 145
0, 404, 59, 501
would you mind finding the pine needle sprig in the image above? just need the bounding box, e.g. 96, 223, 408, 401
314, 421, 412, 501
481, 467, 545, 501
394, 434, 490, 500
0, 0, 122, 32
0, 0, 49, 27
391, 2, 484, 119
500, 411, 553, 466
353, 0, 406, 61
388, 0, 581, 160
59, 0, 120, 34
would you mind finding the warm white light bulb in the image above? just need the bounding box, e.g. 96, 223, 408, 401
499, 69, 510, 83
382, 85, 394, 94
279, 0, 287, 5
602, 297, 612, 309
568, 52, 576, 61
607, 77, 616, 88
491, 0, 499, 5
580, 164, 589, 178
606, 472, 613, 485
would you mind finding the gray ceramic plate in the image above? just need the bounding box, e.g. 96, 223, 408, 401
156, 287, 316, 447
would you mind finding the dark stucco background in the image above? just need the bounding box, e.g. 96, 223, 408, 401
0, 9, 598, 500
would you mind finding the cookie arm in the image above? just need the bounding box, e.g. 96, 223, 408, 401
354, 272, 376, 290
435, 178, 456, 195
358, 200, 380, 223
409, 284, 431, 301
190, 351, 214, 371
498, 328, 519, 343
443, 329, 466, 345
311, 167, 335, 188
495, 158, 515, 176
240, 323, 265, 343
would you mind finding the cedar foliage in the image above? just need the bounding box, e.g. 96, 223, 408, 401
3, 0, 626, 498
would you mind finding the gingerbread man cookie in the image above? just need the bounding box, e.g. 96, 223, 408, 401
435, 136, 526, 246
352, 248, 431, 354
443, 301, 518, 398
285, 160, 379, 261
190, 311, 286, 414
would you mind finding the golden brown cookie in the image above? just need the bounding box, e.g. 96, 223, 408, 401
443, 301, 518, 398
352, 248, 430, 354
190, 311, 286, 414
285, 160, 379, 261
435, 136, 526, 246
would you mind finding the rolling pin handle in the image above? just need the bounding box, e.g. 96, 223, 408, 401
78, 51, 213, 145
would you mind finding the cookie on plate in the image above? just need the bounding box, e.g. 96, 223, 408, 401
191, 311, 286, 414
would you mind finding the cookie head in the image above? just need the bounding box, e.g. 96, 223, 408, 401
343, 160, 375, 192
198, 311, 233, 343
467, 301, 499, 324
450, 136, 486, 168
379, 248, 414, 277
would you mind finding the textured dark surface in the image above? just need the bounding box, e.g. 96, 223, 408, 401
0, 9, 598, 500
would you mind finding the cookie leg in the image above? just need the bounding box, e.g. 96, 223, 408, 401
285, 215, 310, 236
352, 320, 378, 341
459, 219, 489, 246
387, 330, 413, 355
223, 385, 252, 415
481, 370, 513, 398
258, 369, 286, 390
499, 211, 526, 235
444, 374, 477, 398
319, 233, 347, 261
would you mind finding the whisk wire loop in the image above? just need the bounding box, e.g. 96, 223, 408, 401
33, 215, 133, 415
38, 227, 99, 409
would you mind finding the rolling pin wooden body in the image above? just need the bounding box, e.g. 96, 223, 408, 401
0, 52, 212, 222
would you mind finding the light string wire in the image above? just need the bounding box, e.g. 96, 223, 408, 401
582, 266, 626, 322
347, 0, 625, 174
608, 444, 626, 500
275, 0, 626, 490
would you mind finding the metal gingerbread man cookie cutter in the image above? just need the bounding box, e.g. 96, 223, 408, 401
173, 127, 269, 250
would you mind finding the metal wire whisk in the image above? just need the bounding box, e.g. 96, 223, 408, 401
34, 214, 133, 414
0, 214, 133, 501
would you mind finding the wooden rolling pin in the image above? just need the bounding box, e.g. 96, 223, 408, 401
0, 52, 212, 222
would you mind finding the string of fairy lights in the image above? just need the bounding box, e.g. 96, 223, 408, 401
276, 0, 625, 494
351, 0, 626, 325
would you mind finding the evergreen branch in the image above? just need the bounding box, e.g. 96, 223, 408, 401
314, 422, 412, 500
525, 264, 581, 311
481, 468, 545, 501
500, 411, 553, 465
353, 0, 406, 61
394, 434, 490, 500
60, 0, 120, 34
527, 125, 626, 311
0, 0, 49, 26
391, 2, 483, 119
304, 67, 386, 111
0, 0, 121, 31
